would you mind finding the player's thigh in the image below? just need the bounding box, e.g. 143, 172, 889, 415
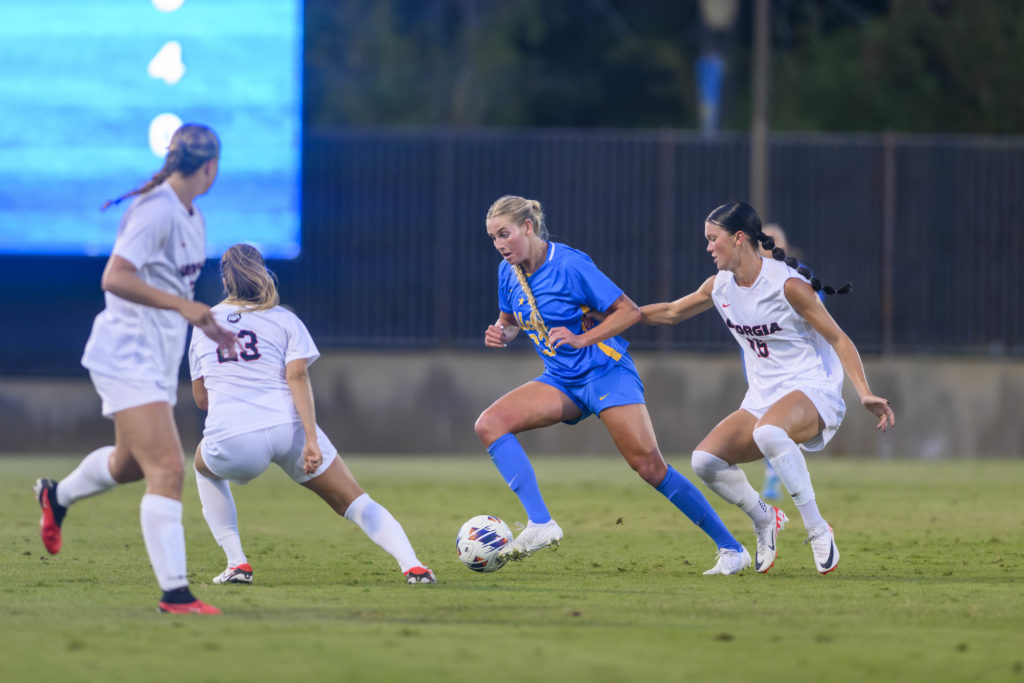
599, 403, 661, 458
112, 401, 184, 473
695, 409, 762, 465
757, 390, 824, 445
477, 380, 581, 437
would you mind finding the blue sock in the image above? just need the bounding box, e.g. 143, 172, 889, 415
487, 433, 551, 524
656, 465, 742, 551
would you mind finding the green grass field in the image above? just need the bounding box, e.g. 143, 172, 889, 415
2, 455, 1021, 682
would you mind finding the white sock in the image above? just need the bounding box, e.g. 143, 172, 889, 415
344, 493, 421, 572
56, 446, 117, 507
752, 425, 826, 530
691, 450, 772, 526
195, 468, 247, 568
140, 494, 189, 592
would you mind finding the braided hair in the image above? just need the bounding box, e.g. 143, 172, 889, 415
102, 123, 220, 210
706, 201, 852, 296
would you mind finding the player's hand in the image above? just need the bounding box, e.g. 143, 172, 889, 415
547, 326, 585, 349
484, 323, 509, 348
862, 395, 895, 432
581, 309, 607, 330
302, 439, 323, 475
181, 301, 239, 359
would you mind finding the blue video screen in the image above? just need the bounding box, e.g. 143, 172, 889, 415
0, 0, 302, 258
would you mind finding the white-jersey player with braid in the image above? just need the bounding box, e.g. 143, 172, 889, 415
188, 243, 435, 586
640, 201, 894, 575
34, 123, 235, 615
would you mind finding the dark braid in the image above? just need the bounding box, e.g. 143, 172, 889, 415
708, 201, 853, 296
102, 123, 220, 210
752, 230, 852, 295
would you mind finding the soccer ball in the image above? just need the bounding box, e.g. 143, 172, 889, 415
455, 515, 513, 572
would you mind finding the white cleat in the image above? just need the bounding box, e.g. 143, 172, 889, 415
212, 563, 253, 584
754, 506, 789, 573
703, 546, 752, 575
805, 523, 839, 574
499, 520, 563, 561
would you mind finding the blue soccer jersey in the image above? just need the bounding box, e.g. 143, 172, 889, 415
497, 242, 631, 383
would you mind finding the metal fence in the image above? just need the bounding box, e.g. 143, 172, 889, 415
2, 126, 1021, 377
291, 126, 1023, 355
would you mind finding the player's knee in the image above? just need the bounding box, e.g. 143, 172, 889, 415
474, 410, 506, 445
691, 450, 727, 482
752, 424, 790, 458
630, 452, 666, 486
138, 451, 185, 491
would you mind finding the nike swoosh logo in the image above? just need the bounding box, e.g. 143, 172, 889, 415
722, 303, 731, 307
598, 394, 609, 401
755, 557, 764, 570
821, 542, 835, 569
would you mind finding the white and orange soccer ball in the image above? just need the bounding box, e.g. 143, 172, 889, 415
455, 515, 513, 572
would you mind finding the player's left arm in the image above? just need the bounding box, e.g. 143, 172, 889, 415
191, 378, 209, 411
548, 294, 641, 349
785, 278, 895, 431
286, 357, 323, 474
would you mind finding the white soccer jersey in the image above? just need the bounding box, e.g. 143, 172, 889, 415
81, 181, 207, 385
188, 304, 320, 443
712, 258, 843, 409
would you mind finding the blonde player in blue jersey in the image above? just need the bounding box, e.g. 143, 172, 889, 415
640, 201, 895, 575
188, 244, 436, 585
33, 124, 236, 614
476, 195, 751, 575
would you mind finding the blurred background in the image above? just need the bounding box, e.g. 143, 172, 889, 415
1, 0, 1021, 457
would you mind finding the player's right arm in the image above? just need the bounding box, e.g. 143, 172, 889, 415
484, 311, 519, 348
285, 357, 323, 474
640, 275, 716, 325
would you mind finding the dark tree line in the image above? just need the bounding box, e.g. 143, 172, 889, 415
305, 0, 1024, 134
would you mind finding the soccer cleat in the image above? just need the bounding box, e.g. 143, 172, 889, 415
754, 506, 789, 573
34, 478, 67, 555
500, 519, 563, 561
403, 566, 437, 584
702, 546, 752, 575
804, 523, 839, 574
212, 563, 254, 584
158, 600, 222, 615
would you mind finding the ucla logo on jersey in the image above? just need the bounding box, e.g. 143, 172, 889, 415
726, 318, 782, 337
512, 309, 556, 356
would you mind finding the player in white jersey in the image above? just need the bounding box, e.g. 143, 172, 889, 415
188, 244, 436, 585
33, 124, 237, 614
639, 201, 894, 575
